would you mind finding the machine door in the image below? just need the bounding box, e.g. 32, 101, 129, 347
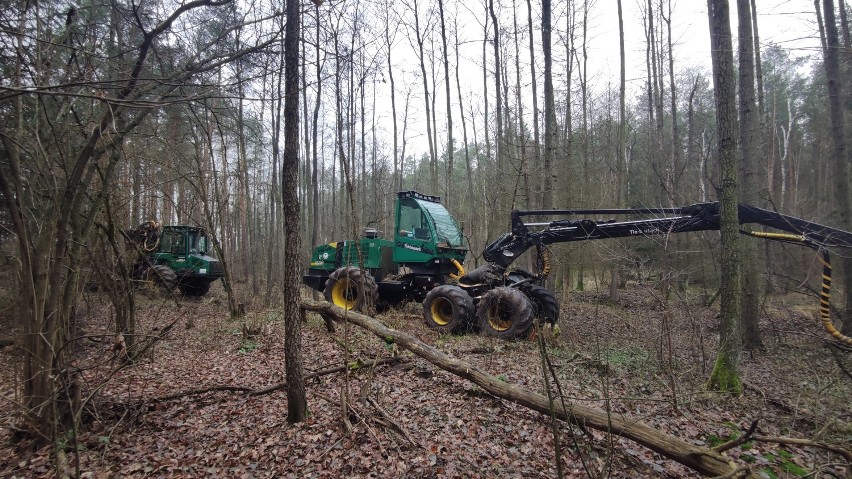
159, 228, 186, 256
393, 198, 437, 264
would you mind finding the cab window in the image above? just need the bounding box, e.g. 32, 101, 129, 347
398, 199, 432, 240
161, 231, 185, 255
189, 232, 208, 255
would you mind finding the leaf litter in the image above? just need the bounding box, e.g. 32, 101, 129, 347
0, 284, 849, 478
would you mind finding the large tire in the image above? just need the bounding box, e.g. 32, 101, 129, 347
146, 265, 177, 291
180, 281, 212, 297
526, 285, 559, 326
477, 287, 534, 340
323, 266, 378, 313
422, 285, 475, 333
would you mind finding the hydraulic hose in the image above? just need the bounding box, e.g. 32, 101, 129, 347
816, 249, 852, 346
449, 258, 466, 280
744, 230, 852, 346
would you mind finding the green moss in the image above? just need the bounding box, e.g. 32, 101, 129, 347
706, 354, 742, 394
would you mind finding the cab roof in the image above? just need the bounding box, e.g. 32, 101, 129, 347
397, 191, 441, 203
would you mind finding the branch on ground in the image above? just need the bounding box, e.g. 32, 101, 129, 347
300, 299, 758, 478
751, 435, 851, 463
713, 420, 759, 453
141, 357, 404, 403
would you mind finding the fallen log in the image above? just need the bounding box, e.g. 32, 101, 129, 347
301, 299, 754, 478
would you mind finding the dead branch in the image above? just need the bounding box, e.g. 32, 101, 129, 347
248, 357, 402, 396
148, 385, 254, 403
741, 381, 815, 428
300, 299, 757, 478
751, 435, 852, 463
366, 396, 418, 447
709, 466, 750, 479
713, 420, 759, 453
142, 356, 404, 403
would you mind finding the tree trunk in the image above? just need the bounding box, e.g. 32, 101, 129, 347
265, 67, 281, 306
648, 0, 665, 200
750, 0, 764, 118
706, 0, 743, 393
820, 0, 852, 335
512, 0, 530, 210
489, 0, 505, 216
579, 0, 589, 201
737, 0, 763, 350
542, 0, 555, 209
412, 0, 437, 194
283, 0, 306, 424
438, 0, 454, 207
385, 4, 400, 192
311, 3, 323, 292
454, 18, 476, 225
612, 0, 627, 302
526, 0, 541, 210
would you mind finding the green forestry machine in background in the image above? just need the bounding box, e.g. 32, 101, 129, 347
126, 222, 224, 296
303, 191, 559, 339
304, 191, 852, 345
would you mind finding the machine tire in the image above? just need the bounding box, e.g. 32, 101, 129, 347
179, 282, 212, 297
526, 285, 559, 326
324, 266, 378, 313
477, 287, 534, 340
146, 265, 177, 291
422, 285, 475, 333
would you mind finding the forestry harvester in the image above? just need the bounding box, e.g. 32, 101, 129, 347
304, 191, 852, 344
126, 222, 224, 296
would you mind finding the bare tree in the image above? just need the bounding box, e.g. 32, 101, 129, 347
489, 0, 506, 216
612, 0, 627, 301
662, 0, 680, 197
526, 0, 541, 209
384, 1, 401, 191
282, 0, 307, 423
438, 0, 454, 206
542, 0, 555, 209
0, 0, 279, 442
818, 0, 852, 335
706, 0, 743, 393
311, 2, 324, 281
454, 16, 476, 219
407, 0, 438, 193
737, 0, 763, 350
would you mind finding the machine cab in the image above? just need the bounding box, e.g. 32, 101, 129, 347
158, 226, 210, 257
154, 226, 223, 278
393, 191, 467, 271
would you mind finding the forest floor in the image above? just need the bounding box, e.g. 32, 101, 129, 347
0, 282, 850, 478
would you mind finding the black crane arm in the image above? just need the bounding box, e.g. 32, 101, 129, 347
479, 201, 852, 346
483, 202, 852, 268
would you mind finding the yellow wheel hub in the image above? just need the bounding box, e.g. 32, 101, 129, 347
331, 278, 358, 309
486, 303, 512, 332
430, 297, 454, 326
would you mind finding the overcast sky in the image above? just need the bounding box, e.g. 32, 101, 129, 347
594, 0, 822, 84
368, 0, 823, 159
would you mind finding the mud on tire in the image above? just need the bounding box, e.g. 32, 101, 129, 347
526, 285, 559, 326
146, 265, 177, 291
323, 266, 379, 313
422, 285, 475, 333
477, 286, 534, 339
